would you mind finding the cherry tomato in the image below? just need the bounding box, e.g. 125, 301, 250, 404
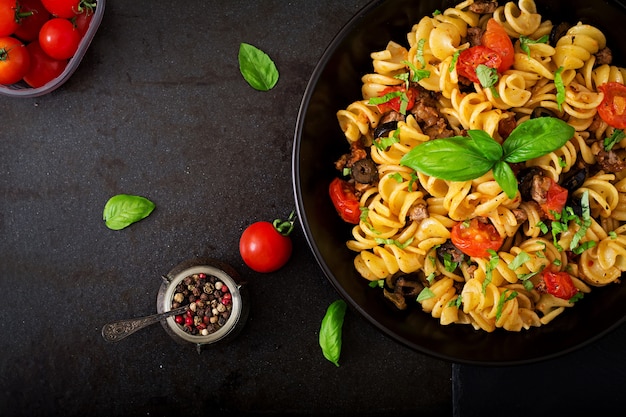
22, 40, 66, 87
240, 213, 295, 273
375, 85, 416, 114
0, 36, 30, 84
481, 18, 514, 73
597, 82, 626, 129
541, 269, 578, 300
450, 218, 504, 258
72, 8, 91, 36
456, 45, 502, 84
14, 0, 51, 42
39, 17, 80, 59
329, 177, 361, 224
539, 178, 568, 220
41, 0, 93, 19
0, 0, 20, 36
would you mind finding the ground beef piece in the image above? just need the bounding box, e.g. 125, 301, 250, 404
467, 26, 484, 47
469, 0, 498, 14
437, 240, 466, 264
379, 110, 405, 124
334, 141, 367, 172
497, 115, 517, 140
530, 175, 552, 205
410, 89, 454, 139
595, 148, 626, 173
512, 208, 528, 224
595, 47, 613, 66
408, 202, 429, 222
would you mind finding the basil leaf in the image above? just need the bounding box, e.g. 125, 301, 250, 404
492, 160, 518, 198
604, 129, 625, 151
238, 43, 279, 91
503, 117, 574, 163
555, 66, 565, 111
467, 130, 503, 161
319, 299, 347, 367
103, 194, 155, 230
400, 136, 497, 181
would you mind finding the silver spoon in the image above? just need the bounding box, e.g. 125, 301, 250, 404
101, 305, 189, 342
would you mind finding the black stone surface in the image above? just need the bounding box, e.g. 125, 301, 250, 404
0, 1, 451, 416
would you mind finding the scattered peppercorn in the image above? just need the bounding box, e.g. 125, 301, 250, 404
173, 273, 233, 336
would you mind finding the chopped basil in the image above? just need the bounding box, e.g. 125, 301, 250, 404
375, 237, 414, 249
604, 129, 625, 151
368, 279, 384, 288
416, 39, 427, 68
569, 292, 584, 303
417, 287, 436, 302
476, 64, 499, 98
449, 49, 461, 73
496, 290, 518, 321
508, 251, 530, 271
519, 34, 549, 58
238, 43, 279, 91
554, 66, 566, 111
482, 250, 500, 293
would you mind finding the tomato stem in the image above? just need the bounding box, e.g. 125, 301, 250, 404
273, 211, 296, 236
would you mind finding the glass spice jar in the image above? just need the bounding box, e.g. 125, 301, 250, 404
156, 258, 249, 352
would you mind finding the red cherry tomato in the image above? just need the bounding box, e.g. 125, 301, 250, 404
0, 0, 21, 36
72, 8, 92, 36
456, 45, 502, 84
39, 17, 80, 59
450, 218, 504, 258
539, 178, 568, 220
23, 40, 67, 87
0, 36, 30, 84
541, 269, 578, 300
14, 0, 51, 42
41, 0, 92, 19
240, 213, 295, 273
597, 82, 626, 129
375, 85, 417, 114
481, 18, 514, 73
329, 177, 361, 224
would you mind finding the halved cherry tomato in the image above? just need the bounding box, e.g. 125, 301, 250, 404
0, 36, 30, 85
14, 0, 52, 42
23, 40, 67, 87
541, 269, 578, 300
329, 177, 361, 224
450, 218, 504, 258
539, 178, 568, 220
375, 85, 416, 114
597, 82, 626, 129
240, 213, 295, 273
39, 17, 81, 59
456, 45, 502, 84
481, 18, 514, 73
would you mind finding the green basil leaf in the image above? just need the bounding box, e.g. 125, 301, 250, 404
503, 117, 574, 163
400, 136, 496, 181
238, 43, 279, 91
467, 130, 503, 161
319, 299, 347, 367
476, 64, 498, 89
492, 160, 518, 199
555, 66, 566, 111
103, 194, 155, 230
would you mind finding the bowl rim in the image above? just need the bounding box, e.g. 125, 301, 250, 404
292, 0, 626, 366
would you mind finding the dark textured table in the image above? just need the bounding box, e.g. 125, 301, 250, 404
0, 1, 624, 416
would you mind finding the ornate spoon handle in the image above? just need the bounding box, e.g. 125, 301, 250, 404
101, 305, 189, 342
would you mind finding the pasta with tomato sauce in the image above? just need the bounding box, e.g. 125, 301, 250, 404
330, 0, 626, 332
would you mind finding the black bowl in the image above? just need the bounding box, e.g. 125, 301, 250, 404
293, 0, 626, 365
